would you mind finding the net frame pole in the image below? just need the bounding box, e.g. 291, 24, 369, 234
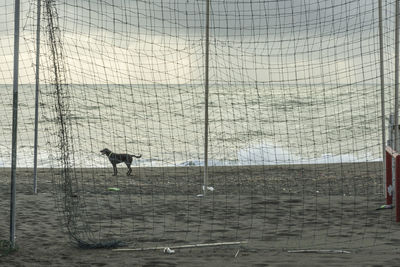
203, 0, 211, 196
10, 0, 21, 249
386, 148, 393, 205
379, 0, 386, 196
33, 0, 42, 194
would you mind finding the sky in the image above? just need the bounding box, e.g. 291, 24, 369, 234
0, 0, 394, 85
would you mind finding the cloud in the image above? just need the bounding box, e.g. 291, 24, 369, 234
0, 0, 386, 84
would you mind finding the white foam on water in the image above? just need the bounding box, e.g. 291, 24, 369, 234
237, 142, 299, 165
237, 142, 381, 166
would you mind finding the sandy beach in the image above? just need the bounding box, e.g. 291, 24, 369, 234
1, 163, 400, 266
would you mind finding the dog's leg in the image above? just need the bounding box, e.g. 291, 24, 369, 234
126, 163, 132, 176
112, 163, 117, 176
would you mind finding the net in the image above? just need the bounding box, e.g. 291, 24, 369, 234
3, 0, 399, 250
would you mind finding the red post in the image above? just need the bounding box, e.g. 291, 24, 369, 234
387, 150, 393, 205
396, 156, 400, 222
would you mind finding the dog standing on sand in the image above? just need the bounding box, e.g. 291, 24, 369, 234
100, 148, 141, 176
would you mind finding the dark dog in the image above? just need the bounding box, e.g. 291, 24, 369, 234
100, 148, 141, 176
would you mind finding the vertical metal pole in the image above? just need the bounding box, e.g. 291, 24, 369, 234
379, 0, 386, 196
10, 0, 21, 249
389, 114, 394, 148
33, 0, 42, 194
203, 0, 210, 196
386, 150, 393, 205
389, 114, 396, 198
394, 0, 400, 204
395, 0, 399, 152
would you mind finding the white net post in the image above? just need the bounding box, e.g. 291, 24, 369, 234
33, 0, 42, 194
10, 0, 21, 249
203, 0, 211, 196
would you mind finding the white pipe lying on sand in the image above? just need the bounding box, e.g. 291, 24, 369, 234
113, 241, 248, 252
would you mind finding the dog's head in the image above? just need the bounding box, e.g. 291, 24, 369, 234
100, 148, 111, 155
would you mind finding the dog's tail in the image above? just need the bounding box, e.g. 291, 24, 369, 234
131, 154, 142, 158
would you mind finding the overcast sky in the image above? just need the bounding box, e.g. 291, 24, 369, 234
0, 0, 394, 84
54, 0, 376, 37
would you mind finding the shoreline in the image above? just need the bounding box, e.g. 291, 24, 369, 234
1, 161, 384, 195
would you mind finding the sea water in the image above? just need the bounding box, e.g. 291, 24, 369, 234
0, 83, 382, 168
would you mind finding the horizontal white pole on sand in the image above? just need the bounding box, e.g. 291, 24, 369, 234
113, 241, 248, 252
287, 249, 351, 254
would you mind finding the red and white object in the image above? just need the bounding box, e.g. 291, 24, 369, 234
386, 146, 400, 222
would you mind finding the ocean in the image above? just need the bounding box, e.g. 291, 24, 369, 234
0, 83, 383, 168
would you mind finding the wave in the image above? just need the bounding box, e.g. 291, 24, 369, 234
0, 142, 381, 168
